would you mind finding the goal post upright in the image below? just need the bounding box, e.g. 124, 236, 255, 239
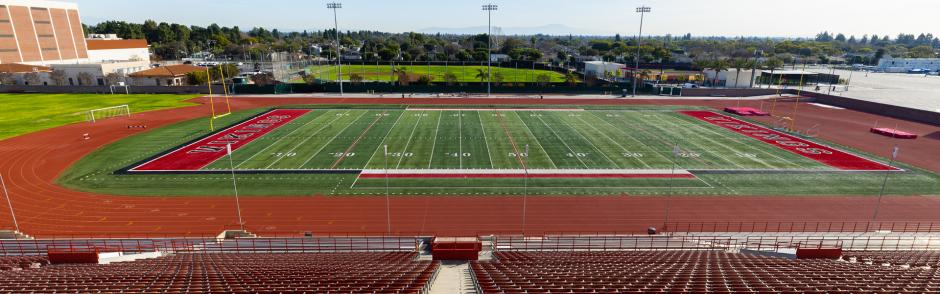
207, 66, 217, 131
219, 66, 232, 115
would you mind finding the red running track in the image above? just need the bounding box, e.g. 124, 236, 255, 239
0, 96, 937, 238
681, 110, 897, 171
132, 109, 311, 171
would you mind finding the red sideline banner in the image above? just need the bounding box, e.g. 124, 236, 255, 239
680, 111, 897, 171
132, 109, 311, 171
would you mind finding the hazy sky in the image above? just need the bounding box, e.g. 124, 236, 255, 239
69, 0, 940, 38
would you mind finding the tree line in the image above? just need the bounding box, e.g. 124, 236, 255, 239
84, 20, 939, 67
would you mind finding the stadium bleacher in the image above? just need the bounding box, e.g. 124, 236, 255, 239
2, 235, 940, 293
843, 250, 940, 267
0, 255, 48, 271
471, 251, 940, 293
0, 252, 437, 293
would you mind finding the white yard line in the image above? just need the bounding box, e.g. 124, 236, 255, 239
395, 112, 425, 168
586, 112, 672, 165
651, 114, 772, 169
291, 110, 368, 169
234, 111, 324, 168
478, 111, 495, 169
553, 114, 620, 168
649, 114, 754, 169
534, 115, 589, 168
573, 115, 651, 168
427, 111, 444, 169
678, 116, 800, 169
362, 110, 406, 170
360, 169, 693, 174
458, 110, 463, 169
515, 112, 558, 169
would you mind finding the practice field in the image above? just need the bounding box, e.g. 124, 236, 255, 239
0, 93, 200, 140
59, 105, 940, 197
304, 64, 570, 83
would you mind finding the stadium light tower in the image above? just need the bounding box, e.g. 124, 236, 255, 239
632, 6, 651, 97
483, 3, 498, 97
328, 2, 344, 96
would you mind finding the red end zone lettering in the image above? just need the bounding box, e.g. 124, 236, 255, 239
680, 111, 897, 171
131, 109, 311, 171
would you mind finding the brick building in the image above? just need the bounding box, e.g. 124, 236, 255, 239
0, 0, 88, 65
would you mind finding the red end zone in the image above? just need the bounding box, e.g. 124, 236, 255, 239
131, 109, 311, 172
680, 111, 897, 171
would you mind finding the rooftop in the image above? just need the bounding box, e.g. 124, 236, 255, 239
86, 39, 149, 51
0, 63, 52, 73
129, 64, 205, 78
0, 0, 78, 10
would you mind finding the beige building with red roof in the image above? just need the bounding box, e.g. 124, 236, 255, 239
128, 64, 206, 86
0, 0, 155, 87
86, 38, 150, 63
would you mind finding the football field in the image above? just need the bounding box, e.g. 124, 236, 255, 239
60, 105, 940, 197
195, 108, 834, 172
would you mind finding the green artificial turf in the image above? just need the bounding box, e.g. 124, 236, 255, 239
57, 105, 940, 197
0, 93, 201, 140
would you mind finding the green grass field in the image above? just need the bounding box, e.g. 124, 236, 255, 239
0, 93, 201, 140
202, 108, 828, 171
58, 105, 940, 197
302, 64, 570, 83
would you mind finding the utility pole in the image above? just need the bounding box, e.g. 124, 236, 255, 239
873, 146, 899, 221
0, 174, 19, 232
749, 50, 762, 88
522, 144, 529, 236
384, 145, 391, 234
226, 144, 244, 231
633, 6, 651, 97
328, 2, 344, 96
483, 4, 498, 97
665, 143, 678, 228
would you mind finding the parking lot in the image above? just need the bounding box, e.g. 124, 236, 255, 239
803, 67, 940, 113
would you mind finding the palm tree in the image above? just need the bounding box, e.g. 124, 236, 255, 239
393, 67, 409, 85
762, 58, 784, 88
475, 68, 488, 82
692, 59, 710, 86
730, 58, 750, 88
638, 69, 653, 85
564, 71, 578, 86
709, 59, 730, 87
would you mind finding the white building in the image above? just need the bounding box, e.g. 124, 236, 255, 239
127, 64, 205, 86
490, 54, 511, 62
876, 58, 940, 73
50, 60, 150, 85
86, 39, 150, 63
0, 0, 156, 87
584, 61, 625, 78
704, 69, 760, 88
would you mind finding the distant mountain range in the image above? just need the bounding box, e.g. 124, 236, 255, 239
419, 24, 607, 36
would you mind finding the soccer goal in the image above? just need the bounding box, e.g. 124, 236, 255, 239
87, 105, 131, 123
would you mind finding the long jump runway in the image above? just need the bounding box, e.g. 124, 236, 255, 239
0, 96, 938, 237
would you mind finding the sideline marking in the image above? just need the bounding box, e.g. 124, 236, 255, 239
680, 111, 898, 171
130, 109, 311, 172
